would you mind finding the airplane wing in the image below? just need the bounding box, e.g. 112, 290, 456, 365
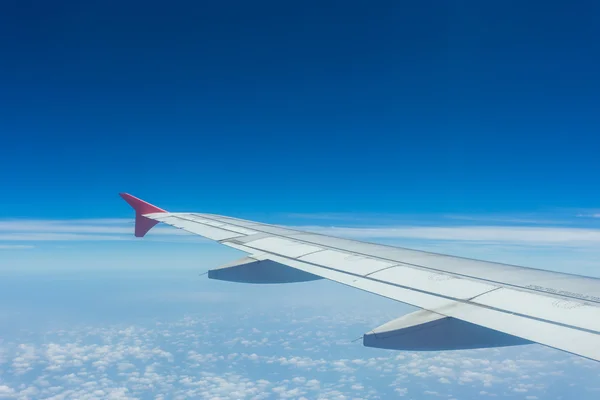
120, 193, 600, 362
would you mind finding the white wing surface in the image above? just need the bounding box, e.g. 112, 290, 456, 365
120, 193, 600, 362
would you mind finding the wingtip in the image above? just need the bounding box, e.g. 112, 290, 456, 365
119, 193, 167, 237
119, 193, 167, 214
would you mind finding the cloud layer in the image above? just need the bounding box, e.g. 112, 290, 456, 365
0, 219, 196, 243
300, 225, 600, 247
1, 309, 598, 400
4, 215, 600, 249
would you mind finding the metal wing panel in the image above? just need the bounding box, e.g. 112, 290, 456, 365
244, 246, 600, 362
169, 215, 261, 235
298, 250, 398, 276
140, 210, 600, 361
245, 237, 324, 258
369, 266, 499, 300
472, 288, 600, 333
200, 214, 264, 227
225, 225, 600, 302
147, 213, 248, 241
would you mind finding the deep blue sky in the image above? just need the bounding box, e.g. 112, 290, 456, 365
1, 0, 599, 218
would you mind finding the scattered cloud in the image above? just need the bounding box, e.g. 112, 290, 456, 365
0, 385, 16, 398
5, 215, 600, 250
0, 245, 34, 250
297, 225, 600, 248
288, 210, 600, 227
0, 219, 184, 235
4, 210, 600, 399
442, 214, 572, 225
0, 219, 199, 243
577, 213, 600, 219
0, 311, 597, 400
284, 212, 404, 223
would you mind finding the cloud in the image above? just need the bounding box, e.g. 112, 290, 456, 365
285, 212, 401, 222
288, 211, 595, 227
11, 344, 38, 375
128, 291, 233, 304
0, 245, 34, 250
0, 311, 598, 400
5, 213, 600, 250
0, 219, 184, 235
0, 385, 16, 398
576, 213, 600, 218
0, 218, 198, 243
297, 225, 600, 247
443, 214, 571, 225
0, 233, 130, 241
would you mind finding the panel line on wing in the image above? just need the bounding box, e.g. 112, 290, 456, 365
466, 287, 502, 301
166, 215, 260, 237
363, 265, 398, 277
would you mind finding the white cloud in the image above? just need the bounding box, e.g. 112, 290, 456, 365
0, 245, 34, 250
576, 213, 600, 219
305, 379, 320, 390
1, 258, 600, 399
297, 225, 600, 247
0, 218, 206, 243
0, 233, 131, 242
0, 385, 16, 398
4, 213, 600, 251
0, 311, 598, 400
12, 344, 38, 375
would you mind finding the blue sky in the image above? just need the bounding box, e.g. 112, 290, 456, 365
1, 0, 600, 218
2, 1, 600, 399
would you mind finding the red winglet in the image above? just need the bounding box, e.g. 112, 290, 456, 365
119, 193, 167, 237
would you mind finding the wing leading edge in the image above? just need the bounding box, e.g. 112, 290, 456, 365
120, 193, 600, 362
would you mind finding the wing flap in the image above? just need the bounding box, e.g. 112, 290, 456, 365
298, 249, 397, 276
244, 237, 324, 258
363, 309, 532, 351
